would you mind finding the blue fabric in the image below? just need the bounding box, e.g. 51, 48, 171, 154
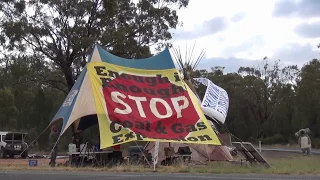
97, 45, 175, 69
49, 44, 97, 133
49, 67, 87, 135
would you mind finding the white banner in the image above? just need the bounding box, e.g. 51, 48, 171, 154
193, 78, 229, 124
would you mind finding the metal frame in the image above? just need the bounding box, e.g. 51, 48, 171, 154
232, 142, 271, 168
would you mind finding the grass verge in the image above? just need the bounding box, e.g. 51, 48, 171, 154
0, 156, 319, 174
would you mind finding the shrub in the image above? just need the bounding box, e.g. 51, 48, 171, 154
261, 134, 287, 145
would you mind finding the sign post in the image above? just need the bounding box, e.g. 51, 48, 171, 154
153, 141, 159, 172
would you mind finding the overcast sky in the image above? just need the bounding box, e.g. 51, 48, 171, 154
168, 0, 320, 73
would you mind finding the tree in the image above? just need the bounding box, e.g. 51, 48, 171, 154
295, 59, 320, 137
0, 0, 189, 91
0, 87, 18, 129
233, 59, 300, 138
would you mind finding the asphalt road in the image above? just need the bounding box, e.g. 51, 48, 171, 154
0, 171, 319, 180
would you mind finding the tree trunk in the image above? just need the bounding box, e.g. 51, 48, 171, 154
63, 65, 76, 134
64, 66, 75, 91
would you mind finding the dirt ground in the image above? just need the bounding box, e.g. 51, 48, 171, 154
0, 158, 67, 167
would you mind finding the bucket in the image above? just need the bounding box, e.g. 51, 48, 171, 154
94, 144, 101, 152
68, 144, 76, 153
28, 159, 38, 167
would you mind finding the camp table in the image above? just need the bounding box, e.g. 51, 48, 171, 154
68, 150, 113, 167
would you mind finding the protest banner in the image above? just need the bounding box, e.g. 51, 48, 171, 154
193, 78, 229, 124
87, 62, 221, 148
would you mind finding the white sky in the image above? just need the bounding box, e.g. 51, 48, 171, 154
168, 0, 320, 72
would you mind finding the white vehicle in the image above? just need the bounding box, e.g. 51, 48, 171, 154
0, 131, 8, 153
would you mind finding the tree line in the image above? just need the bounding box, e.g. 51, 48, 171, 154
193, 59, 320, 148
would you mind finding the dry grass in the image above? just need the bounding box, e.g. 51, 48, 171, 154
0, 155, 319, 174
188, 156, 320, 175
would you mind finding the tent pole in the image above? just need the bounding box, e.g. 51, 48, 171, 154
134, 141, 152, 168
48, 136, 61, 159
153, 141, 159, 172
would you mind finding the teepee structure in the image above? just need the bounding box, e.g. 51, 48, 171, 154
145, 43, 233, 163
171, 42, 229, 126
171, 42, 205, 96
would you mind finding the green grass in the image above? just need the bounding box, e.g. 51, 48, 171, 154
0, 156, 319, 175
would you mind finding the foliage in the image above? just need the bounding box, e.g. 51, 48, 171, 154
0, 54, 65, 149
193, 58, 320, 146
0, 0, 188, 90
0, 87, 18, 129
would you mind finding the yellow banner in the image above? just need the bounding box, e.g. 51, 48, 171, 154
87, 62, 221, 149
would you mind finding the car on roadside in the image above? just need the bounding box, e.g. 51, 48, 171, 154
0, 131, 8, 154
0, 132, 29, 159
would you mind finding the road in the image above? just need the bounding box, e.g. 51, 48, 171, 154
0, 171, 319, 180
259, 147, 320, 155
